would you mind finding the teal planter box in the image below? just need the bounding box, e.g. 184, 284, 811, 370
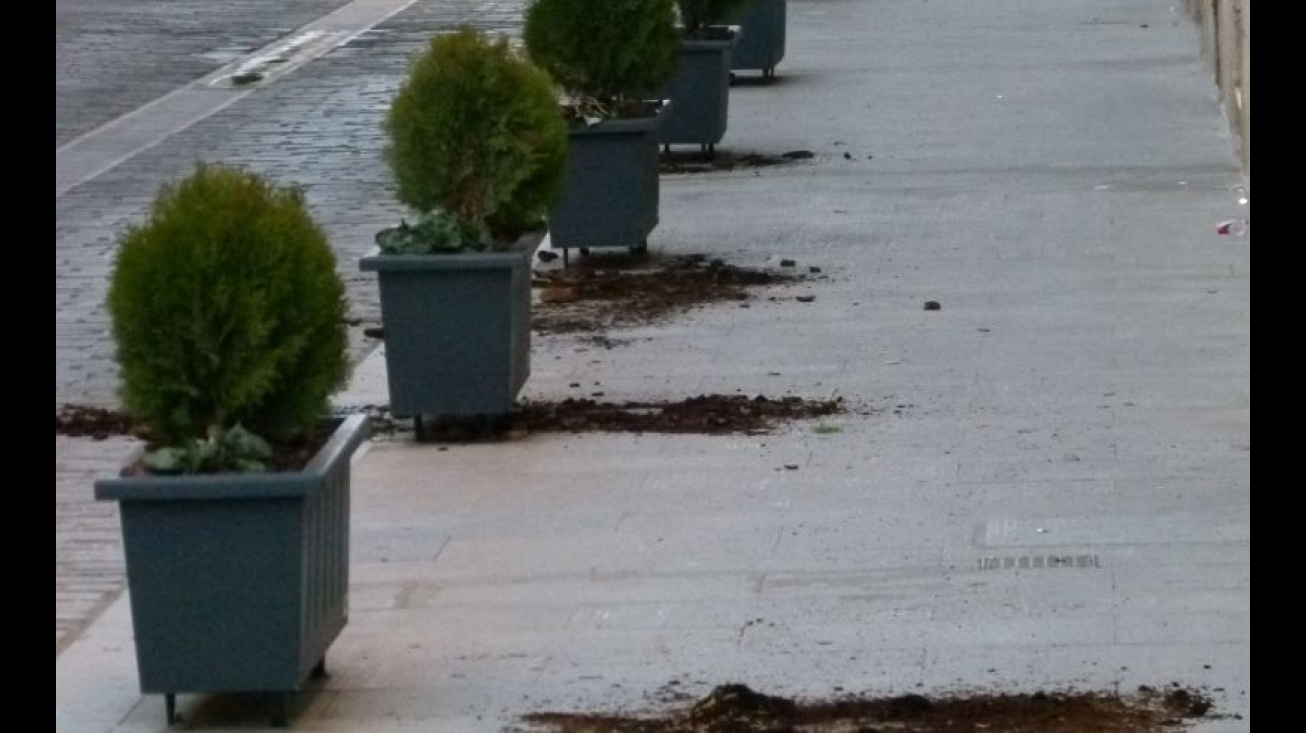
94, 414, 369, 726
660, 33, 738, 153
360, 232, 539, 428
548, 103, 670, 254
730, 0, 786, 78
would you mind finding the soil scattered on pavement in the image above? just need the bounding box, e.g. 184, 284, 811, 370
659, 150, 808, 174
534, 254, 815, 334
59, 395, 849, 444
56, 404, 142, 440
518, 682, 1224, 732
513, 395, 843, 437
380, 394, 847, 442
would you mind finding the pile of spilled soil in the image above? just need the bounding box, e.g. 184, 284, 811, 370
378, 394, 847, 442
515, 395, 842, 437
519, 682, 1225, 733
659, 150, 813, 175
56, 404, 143, 440
535, 254, 817, 334
59, 395, 848, 445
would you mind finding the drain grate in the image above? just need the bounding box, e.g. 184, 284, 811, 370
978, 554, 1100, 570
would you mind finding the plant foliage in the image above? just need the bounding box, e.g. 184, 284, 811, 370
142, 424, 273, 475
523, 0, 679, 112
384, 27, 567, 249
107, 162, 351, 456
374, 209, 493, 254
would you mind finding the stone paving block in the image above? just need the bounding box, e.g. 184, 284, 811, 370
401, 572, 766, 609
1112, 476, 1250, 518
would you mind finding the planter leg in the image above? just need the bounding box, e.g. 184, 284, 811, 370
414, 415, 425, 441
312, 657, 329, 679
562, 248, 570, 267
663, 144, 671, 155
763, 66, 775, 81
165, 694, 177, 726
701, 143, 715, 158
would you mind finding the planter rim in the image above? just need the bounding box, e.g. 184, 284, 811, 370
94, 414, 369, 501
360, 230, 543, 272
568, 99, 673, 136
677, 25, 742, 50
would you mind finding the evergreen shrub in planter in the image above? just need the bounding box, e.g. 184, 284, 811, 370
361, 28, 568, 434
96, 162, 366, 727
523, 0, 680, 255
660, 0, 749, 154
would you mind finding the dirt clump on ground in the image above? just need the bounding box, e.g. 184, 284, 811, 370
514, 395, 842, 436
56, 404, 144, 440
659, 150, 807, 175
519, 682, 1226, 732
534, 254, 813, 334
60, 395, 848, 445
396, 394, 846, 442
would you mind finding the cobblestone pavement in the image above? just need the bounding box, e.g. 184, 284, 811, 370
55, 0, 528, 654
56, 0, 354, 146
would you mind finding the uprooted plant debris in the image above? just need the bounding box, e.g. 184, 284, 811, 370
535, 254, 814, 334
518, 682, 1226, 732
659, 150, 810, 175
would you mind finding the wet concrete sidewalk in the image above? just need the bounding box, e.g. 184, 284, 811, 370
56, 0, 1250, 730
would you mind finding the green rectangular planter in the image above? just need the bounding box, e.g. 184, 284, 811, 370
94, 414, 369, 726
359, 232, 539, 424
547, 103, 670, 254
729, 0, 786, 77
660, 32, 739, 152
